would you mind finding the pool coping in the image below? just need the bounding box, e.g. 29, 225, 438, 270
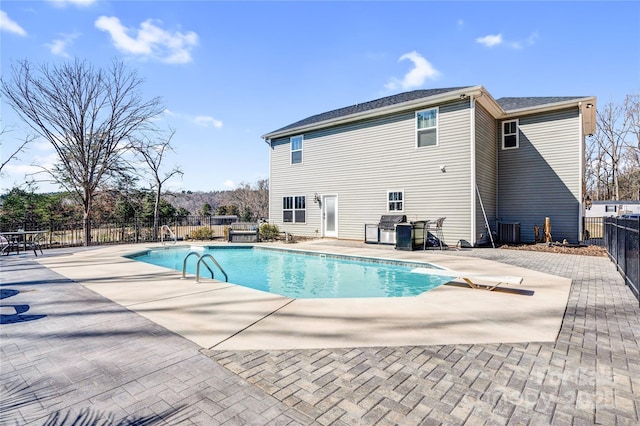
35, 240, 573, 350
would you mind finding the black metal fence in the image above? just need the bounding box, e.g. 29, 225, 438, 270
604, 216, 640, 304
583, 216, 605, 246
0, 216, 235, 248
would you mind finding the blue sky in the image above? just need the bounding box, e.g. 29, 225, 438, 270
1, 0, 638, 194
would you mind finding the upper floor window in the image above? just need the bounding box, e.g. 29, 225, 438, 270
283, 195, 306, 223
416, 108, 438, 147
291, 135, 303, 164
502, 120, 519, 149
388, 191, 404, 212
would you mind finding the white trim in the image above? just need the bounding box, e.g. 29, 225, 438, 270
290, 135, 303, 165
322, 194, 338, 238
501, 96, 596, 118
415, 106, 439, 148
387, 189, 405, 213
578, 102, 585, 242
267, 138, 272, 222
282, 194, 306, 224
470, 96, 477, 245
501, 119, 519, 150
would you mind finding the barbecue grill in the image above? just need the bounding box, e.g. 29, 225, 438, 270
364, 214, 407, 244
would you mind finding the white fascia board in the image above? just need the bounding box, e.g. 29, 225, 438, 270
501, 96, 597, 118
262, 86, 485, 139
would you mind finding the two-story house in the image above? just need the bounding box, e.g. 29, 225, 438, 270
262, 86, 596, 246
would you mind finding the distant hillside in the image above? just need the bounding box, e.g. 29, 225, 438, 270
166, 191, 226, 215
165, 180, 268, 220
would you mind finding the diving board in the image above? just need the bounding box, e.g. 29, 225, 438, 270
411, 267, 523, 291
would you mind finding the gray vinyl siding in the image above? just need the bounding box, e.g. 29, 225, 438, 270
497, 108, 581, 243
269, 99, 473, 244
474, 103, 497, 243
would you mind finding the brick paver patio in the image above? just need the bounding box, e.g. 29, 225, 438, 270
2, 246, 639, 425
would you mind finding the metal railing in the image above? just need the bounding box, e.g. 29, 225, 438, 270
160, 224, 177, 245
604, 216, 640, 305
0, 216, 234, 248
583, 216, 605, 246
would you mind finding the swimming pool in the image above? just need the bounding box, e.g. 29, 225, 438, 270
127, 246, 449, 299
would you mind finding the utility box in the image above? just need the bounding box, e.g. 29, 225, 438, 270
499, 222, 521, 244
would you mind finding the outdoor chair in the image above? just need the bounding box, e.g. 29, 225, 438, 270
411, 267, 524, 291
424, 217, 446, 250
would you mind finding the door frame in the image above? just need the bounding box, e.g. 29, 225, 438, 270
322, 194, 338, 238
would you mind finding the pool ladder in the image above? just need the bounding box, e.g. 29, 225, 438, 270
182, 251, 228, 283
161, 225, 177, 245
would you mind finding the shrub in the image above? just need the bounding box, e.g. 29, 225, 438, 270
189, 227, 216, 240
259, 223, 280, 241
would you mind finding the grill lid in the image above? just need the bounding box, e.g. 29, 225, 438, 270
379, 214, 407, 230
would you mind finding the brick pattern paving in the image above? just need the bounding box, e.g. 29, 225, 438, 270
207, 250, 640, 425
2, 248, 639, 425
0, 255, 315, 425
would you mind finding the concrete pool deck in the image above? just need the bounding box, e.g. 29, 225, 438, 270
34, 241, 571, 350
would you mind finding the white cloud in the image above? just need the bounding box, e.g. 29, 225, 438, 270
223, 180, 235, 189
476, 32, 538, 49
47, 0, 96, 7
385, 51, 440, 91
194, 116, 223, 128
526, 32, 539, 46
0, 10, 27, 36
45, 33, 79, 57
457, 19, 464, 28
476, 33, 503, 47
95, 16, 198, 64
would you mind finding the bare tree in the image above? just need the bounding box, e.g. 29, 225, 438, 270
623, 94, 640, 199
0, 59, 164, 245
227, 179, 269, 221
593, 101, 628, 200
132, 129, 183, 240
0, 125, 36, 175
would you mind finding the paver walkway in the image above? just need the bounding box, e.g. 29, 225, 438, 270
1, 245, 639, 425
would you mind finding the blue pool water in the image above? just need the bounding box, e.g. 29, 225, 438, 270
127, 246, 448, 299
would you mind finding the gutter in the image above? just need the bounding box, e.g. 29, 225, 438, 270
501, 96, 596, 118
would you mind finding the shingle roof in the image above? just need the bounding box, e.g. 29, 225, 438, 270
496, 96, 586, 111
266, 86, 473, 136
264, 89, 591, 138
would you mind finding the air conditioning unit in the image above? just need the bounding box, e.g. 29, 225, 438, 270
499, 222, 520, 244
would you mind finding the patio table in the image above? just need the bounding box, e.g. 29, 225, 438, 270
0, 230, 46, 256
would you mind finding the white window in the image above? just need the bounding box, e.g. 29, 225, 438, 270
416, 108, 438, 147
388, 191, 404, 212
283, 196, 306, 223
502, 120, 519, 149
291, 135, 303, 164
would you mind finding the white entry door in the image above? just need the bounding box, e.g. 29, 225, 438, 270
323, 195, 337, 237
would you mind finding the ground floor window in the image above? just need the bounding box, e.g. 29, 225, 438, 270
283, 195, 306, 223
388, 191, 404, 212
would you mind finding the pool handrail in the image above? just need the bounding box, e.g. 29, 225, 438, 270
161, 225, 177, 245
196, 254, 228, 283
182, 251, 215, 280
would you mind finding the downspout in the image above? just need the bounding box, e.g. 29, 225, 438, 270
578, 103, 585, 242
265, 138, 273, 223
470, 95, 477, 245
